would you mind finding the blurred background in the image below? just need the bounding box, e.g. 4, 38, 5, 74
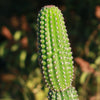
0, 0, 100, 100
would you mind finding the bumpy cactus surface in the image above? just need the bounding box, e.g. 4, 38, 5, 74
37, 5, 74, 91
48, 87, 79, 100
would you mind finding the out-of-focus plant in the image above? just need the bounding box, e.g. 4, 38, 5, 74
0, 15, 48, 99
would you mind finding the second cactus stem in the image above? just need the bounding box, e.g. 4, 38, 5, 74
37, 5, 79, 100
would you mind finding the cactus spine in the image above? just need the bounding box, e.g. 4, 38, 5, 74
48, 87, 78, 100
37, 5, 79, 100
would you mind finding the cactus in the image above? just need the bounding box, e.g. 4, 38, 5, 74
48, 87, 79, 100
37, 5, 79, 100
37, 5, 74, 91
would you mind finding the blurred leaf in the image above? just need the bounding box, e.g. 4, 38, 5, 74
13, 31, 22, 41
21, 37, 28, 47
0, 42, 7, 57
20, 50, 27, 61
35, 90, 45, 100
1, 93, 13, 100
31, 53, 37, 63
95, 6, 100, 19
80, 72, 89, 84
96, 75, 100, 83
20, 61, 25, 68
90, 63, 97, 69
95, 56, 100, 65
26, 68, 42, 89
88, 51, 96, 58
19, 50, 27, 68
11, 44, 19, 52
1, 74, 16, 82
0, 99, 13, 100
75, 57, 94, 73
1, 26, 13, 40
26, 80, 34, 89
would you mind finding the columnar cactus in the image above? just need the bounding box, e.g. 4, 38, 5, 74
37, 5, 74, 91
48, 87, 78, 100
37, 5, 79, 100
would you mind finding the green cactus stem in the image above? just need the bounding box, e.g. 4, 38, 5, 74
48, 87, 79, 100
37, 5, 74, 91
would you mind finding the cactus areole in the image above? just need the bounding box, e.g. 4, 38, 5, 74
37, 5, 74, 91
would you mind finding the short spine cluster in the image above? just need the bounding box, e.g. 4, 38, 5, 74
37, 5, 79, 100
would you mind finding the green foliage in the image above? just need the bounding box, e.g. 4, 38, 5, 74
80, 72, 90, 84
